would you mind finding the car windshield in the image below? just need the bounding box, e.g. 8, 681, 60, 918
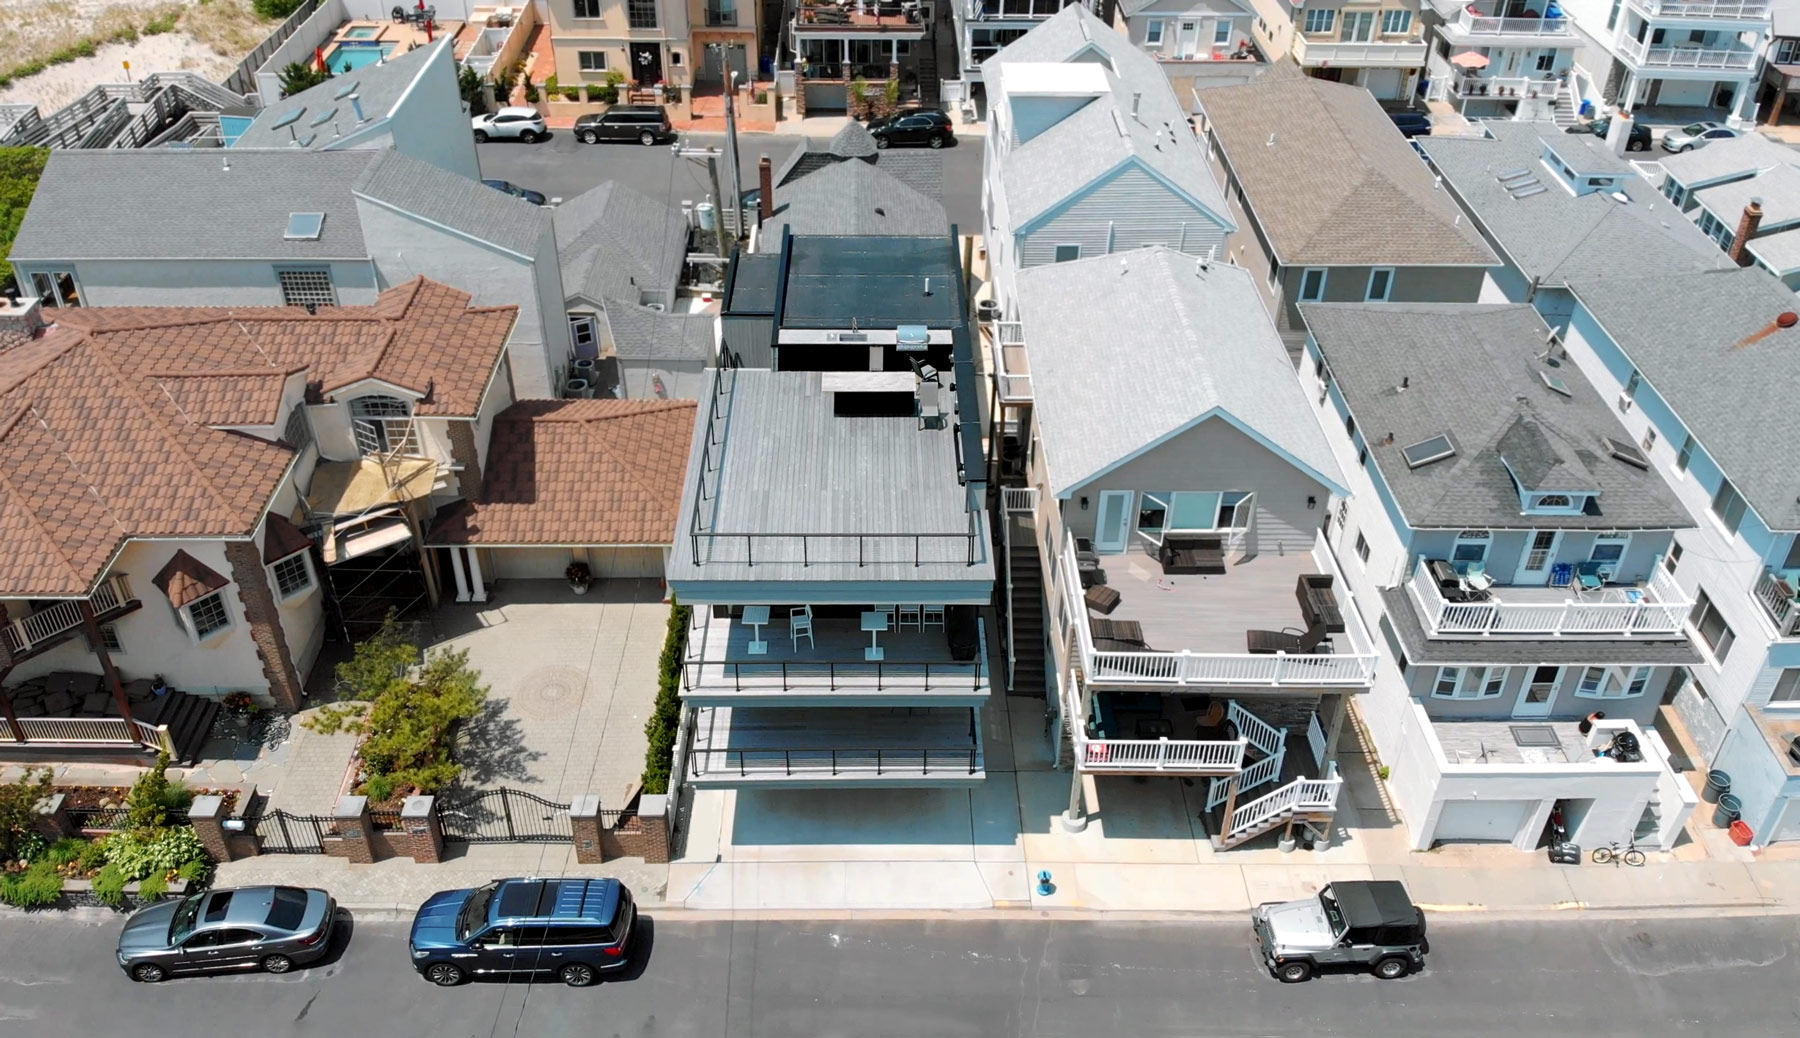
1318, 891, 1347, 936
169, 893, 204, 943
458, 882, 498, 941
1680, 123, 1708, 135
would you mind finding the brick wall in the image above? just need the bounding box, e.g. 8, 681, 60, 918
446, 421, 484, 498
223, 541, 305, 712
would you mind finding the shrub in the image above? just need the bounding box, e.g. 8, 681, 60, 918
137, 872, 169, 901
126, 753, 176, 830
176, 858, 211, 885
641, 599, 690, 795
11, 832, 46, 865
544, 73, 558, 95
562, 88, 580, 101
0, 767, 51, 861
43, 838, 88, 868
884, 77, 900, 108
93, 864, 128, 908
459, 65, 488, 116
103, 826, 208, 882
0, 862, 64, 908
332, 617, 419, 702
252, 0, 307, 17
0, 146, 49, 286
76, 839, 109, 874
522, 79, 540, 103
597, 86, 619, 104
492, 63, 518, 100
143, 13, 179, 35
278, 60, 331, 98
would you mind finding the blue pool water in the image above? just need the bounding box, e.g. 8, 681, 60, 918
324, 42, 397, 72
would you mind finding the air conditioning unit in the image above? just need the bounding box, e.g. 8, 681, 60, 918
1617, 392, 1634, 412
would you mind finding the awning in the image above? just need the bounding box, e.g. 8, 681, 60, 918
1450, 52, 1491, 69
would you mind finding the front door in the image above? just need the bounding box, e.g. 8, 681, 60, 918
630, 43, 662, 86
1093, 491, 1133, 554
1177, 20, 1199, 58
1514, 530, 1560, 585
1514, 666, 1561, 718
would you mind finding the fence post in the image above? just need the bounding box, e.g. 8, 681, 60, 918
570, 794, 607, 864
404, 795, 444, 864
637, 794, 671, 865
331, 795, 376, 864
187, 794, 234, 863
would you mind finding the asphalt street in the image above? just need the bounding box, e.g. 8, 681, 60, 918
0, 910, 1793, 1037
476, 130, 984, 232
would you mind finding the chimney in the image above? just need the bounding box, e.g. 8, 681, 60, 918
758, 156, 773, 226
1606, 109, 1634, 157
1730, 198, 1765, 266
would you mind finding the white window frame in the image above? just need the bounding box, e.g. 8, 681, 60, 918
98, 623, 123, 654
569, 313, 599, 350
1589, 532, 1629, 568
1303, 8, 1336, 33
1214, 20, 1232, 45
1355, 531, 1370, 565
268, 550, 316, 603
1674, 434, 1695, 476
1297, 267, 1328, 302
1771, 668, 1800, 706
1574, 665, 1652, 700
1432, 666, 1507, 699
1451, 529, 1492, 570
578, 50, 607, 71
1365, 267, 1394, 302
1710, 478, 1747, 537
1145, 19, 1164, 44
184, 591, 234, 642
1380, 8, 1412, 34
1688, 591, 1735, 665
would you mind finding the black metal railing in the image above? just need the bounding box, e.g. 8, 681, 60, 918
66, 806, 136, 831
691, 746, 980, 777
684, 654, 986, 692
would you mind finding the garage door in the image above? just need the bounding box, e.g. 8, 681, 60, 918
1432, 798, 1535, 843
1362, 68, 1404, 100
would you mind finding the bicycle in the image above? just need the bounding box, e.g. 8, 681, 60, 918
1591, 839, 1646, 867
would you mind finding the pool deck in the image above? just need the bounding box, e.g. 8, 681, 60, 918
327, 18, 465, 63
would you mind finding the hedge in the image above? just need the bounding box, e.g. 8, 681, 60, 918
641, 600, 690, 795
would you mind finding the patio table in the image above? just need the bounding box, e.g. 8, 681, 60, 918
861, 610, 888, 661
742, 605, 771, 655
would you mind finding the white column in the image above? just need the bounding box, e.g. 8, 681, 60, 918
449, 545, 471, 603
1731, 80, 1759, 127
466, 548, 487, 603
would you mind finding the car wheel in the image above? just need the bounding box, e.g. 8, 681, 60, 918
520, 129, 540, 143
1276, 960, 1312, 983
130, 962, 167, 983
581, 130, 598, 144
1373, 956, 1410, 980
1630, 140, 1646, 152
425, 963, 466, 987
639, 130, 657, 146
875, 136, 890, 149
559, 963, 598, 987
260, 954, 294, 975
473, 130, 488, 143
928, 134, 944, 149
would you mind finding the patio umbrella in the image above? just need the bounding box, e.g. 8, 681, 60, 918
314, 46, 327, 73
1450, 52, 1491, 68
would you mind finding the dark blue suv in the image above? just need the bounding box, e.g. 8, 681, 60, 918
408, 878, 636, 987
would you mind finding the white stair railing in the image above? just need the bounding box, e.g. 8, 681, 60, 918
1237, 745, 1287, 796
1226, 768, 1343, 842
1228, 700, 1286, 757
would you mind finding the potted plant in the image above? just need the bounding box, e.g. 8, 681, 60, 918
565, 561, 593, 596
222, 692, 260, 732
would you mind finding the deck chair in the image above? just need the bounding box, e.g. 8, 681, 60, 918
1245, 623, 1329, 655
790, 606, 814, 650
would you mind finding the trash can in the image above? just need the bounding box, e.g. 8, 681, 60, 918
1729, 820, 1754, 847
1712, 793, 1742, 828
1702, 769, 1731, 804
1579, 99, 1594, 117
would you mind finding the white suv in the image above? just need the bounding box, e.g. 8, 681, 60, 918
472, 107, 547, 143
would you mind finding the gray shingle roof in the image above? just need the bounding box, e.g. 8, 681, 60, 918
1567, 267, 1800, 531
1692, 163, 1800, 228
1657, 132, 1800, 188
232, 37, 448, 151
554, 181, 689, 308
1418, 121, 1730, 286
828, 121, 880, 158
1748, 225, 1800, 273
1200, 78, 1498, 267
1301, 303, 1693, 531
1380, 588, 1701, 665
11, 149, 377, 261
984, 6, 1233, 233
1017, 247, 1346, 498
758, 160, 948, 247
606, 305, 717, 363
353, 150, 549, 258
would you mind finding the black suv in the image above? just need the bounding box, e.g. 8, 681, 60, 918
409, 878, 637, 987
575, 105, 676, 145
867, 108, 954, 149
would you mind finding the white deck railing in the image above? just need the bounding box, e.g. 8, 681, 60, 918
0, 716, 162, 747
1753, 569, 1800, 637
1617, 35, 1758, 68
1293, 37, 1427, 67
2, 574, 134, 657
1308, 712, 1328, 768
1075, 734, 1247, 772
1628, 0, 1768, 17
1228, 700, 1285, 757
1406, 556, 1688, 638
1002, 487, 1038, 514
1455, 8, 1571, 33
988, 321, 1032, 403
1225, 766, 1342, 842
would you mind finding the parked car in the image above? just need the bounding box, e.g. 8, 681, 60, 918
574, 105, 676, 145
482, 179, 549, 206
1566, 116, 1651, 152
1661, 121, 1740, 153
1388, 110, 1433, 139
472, 106, 547, 143
409, 877, 637, 987
1251, 880, 1427, 983
118, 886, 337, 983
867, 108, 954, 149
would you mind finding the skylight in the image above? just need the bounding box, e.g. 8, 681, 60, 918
333, 79, 362, 100
1538, 370, 1572, 397
1402, 434, 1457, 469
1604, 437, 1650, 470
269, 107, 306, 130
309, 106, 338, 128
284, 212, 325, 241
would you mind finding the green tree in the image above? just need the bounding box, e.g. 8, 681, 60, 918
0, 768, 52, 861
277, 60, 331, 98
458, 65, 488, 116
0, 146, 50, 289
125, 753, 175, 831
333, 617, 420, 702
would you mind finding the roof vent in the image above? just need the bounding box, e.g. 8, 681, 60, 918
1496, 167, 1546, 200
1131, 92, 1142, 119
1604, 436, 1650, 470
1402, 434, 1457, 469
284, 212, 326, 240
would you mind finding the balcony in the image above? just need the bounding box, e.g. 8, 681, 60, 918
1291, 34, 1427, 68
1616, 36, 1759, 69
683, 705, 984, 786
1, 574, 139, 663
682, 609, 990, 705
964, 0, 1078, 20
985, 320, 1031, 404
796, 0, 927, 34
1449, 74, 1547, 99
1061, 530, 1378, 689
1754, 569, 1800, 638
1405, 556, 1689, 638
1627, 0, 1769, 19
1449, 4, 1573, 36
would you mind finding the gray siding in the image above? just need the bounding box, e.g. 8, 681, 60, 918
1277, 263, 1489, 328
1409, 528, 1676, 587
1058, 415, 1330, 559
45, 258, 379, 308
1404, 663, 1675, 726
1019, 164, 1229, 268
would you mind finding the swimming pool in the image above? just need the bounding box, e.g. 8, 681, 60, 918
324, 41, 397, 72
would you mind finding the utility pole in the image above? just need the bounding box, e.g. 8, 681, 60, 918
724, 66, 744, 240
677, 142, 733, 261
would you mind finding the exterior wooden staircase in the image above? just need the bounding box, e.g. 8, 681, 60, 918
1212, 764, 1343, 850
1004, 512, 1047, 698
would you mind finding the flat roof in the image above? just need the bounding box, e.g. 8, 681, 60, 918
773, 235, 966, 329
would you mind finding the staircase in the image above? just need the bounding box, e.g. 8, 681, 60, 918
916, 20, 941, 107
1005, 514, 1047, 697
1552, 86, 1579, 128
1213, 765, 1343, 850
137, 690, 222, 765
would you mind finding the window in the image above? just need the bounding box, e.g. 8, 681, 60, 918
1298, 267, 1327, 302
627, 0, 657, 28
350, 395, 416, 456
569, 314, 598, 350
1688, 591, 1735, 663
187, 591, 231, 640
266, 888, 309, 930
670, 50, 683, 67
1710, 478, 1747, 536
1146, 19, 1164, 44
1452, 530, 1491, 567
578, 51, 606, 71
1535, 494, 1572, 509
1624, 370, 1641, 401
1589, 534, 1628, 567
98, 623, 123, 653
1432, 666, 1505, 699
27, 269, 81, 308
1780, 38, 1800, 64
1432, 666, 1461, 698
573, 0, 601, 15
1663, 542, 1682, 574
1675, 434, 1694, 475
1340, 10, 1374, 41
1771, 669, 1800, 704
1535, 50, 1556, 72
1381, 8, 1411, 34
1576, 666, 1652, 699
270, 552, 313, 601
1214, 21, 1232, 44
1344, 414, 1356, 439
1355, 531, 1371, 564
277, 269, 336, 309
1054, 244, 1082, 263
1607, 0, 1621, 28
1303, 8, 1335, 33
1365, 268, 1393, 302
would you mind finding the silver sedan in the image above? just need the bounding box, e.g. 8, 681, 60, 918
117, 886, 337, 982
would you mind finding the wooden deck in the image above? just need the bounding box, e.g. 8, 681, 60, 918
1095, 545, 1323, 655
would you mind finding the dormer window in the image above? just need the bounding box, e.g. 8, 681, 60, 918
1535, 494, 1571, 509
1526, 492, 1586, 514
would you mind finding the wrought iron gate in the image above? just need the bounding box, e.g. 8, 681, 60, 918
254, 810, 334, 854
439, 788, 573, 844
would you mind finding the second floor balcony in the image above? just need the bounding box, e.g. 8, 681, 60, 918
1616, 35, 1759, 69
964, 0, 1078, 21
1626, 0, 1769, 20
985, 319, 1032, 404
1, 574, 139, 663
1405, 555, 1690, 638
1753, 568, 1800, 638
1292, 33, 1427, 68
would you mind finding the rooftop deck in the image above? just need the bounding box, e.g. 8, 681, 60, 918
684, 705, 984, 786
682, 610, 991, 704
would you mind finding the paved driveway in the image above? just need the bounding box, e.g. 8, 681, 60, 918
429, 578, 669, 809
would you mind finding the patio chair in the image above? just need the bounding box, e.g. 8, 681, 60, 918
1245, 623, 1329, 655
1574, 560, 1614, 593
1158, 535, 1226, 575
897, 604, 922, 630
790, 606, 814, 650
922, 604, 945, 628
873, 604, 896, 626
1464, 561, 1495, 594
1549, 562, 1575, 589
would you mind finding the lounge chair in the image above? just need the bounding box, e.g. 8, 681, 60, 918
1245, 623, 1330, 655
1158, 535, 1226, 575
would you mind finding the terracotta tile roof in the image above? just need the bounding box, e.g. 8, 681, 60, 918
151, 550, 229, 608
428, 399, 697, 547
262, 511, 314, 564
0, 278, 516, 597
